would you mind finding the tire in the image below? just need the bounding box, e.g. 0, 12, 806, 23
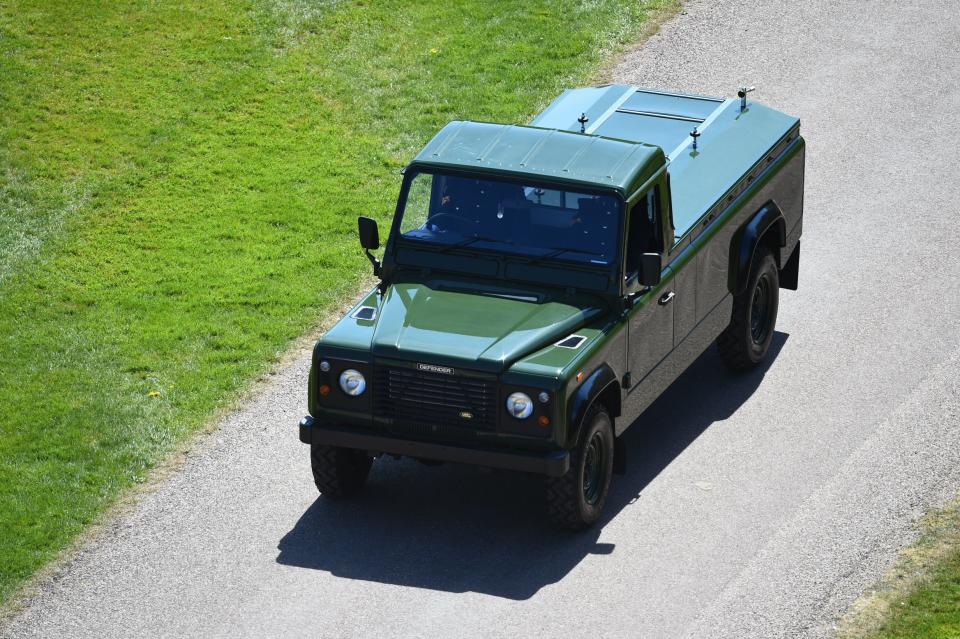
546, 404, 614, 530
718, 244, 779, 371
310, 444, 372, 498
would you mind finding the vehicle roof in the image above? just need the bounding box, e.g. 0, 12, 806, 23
410, 120, 665, 196
411, 85, 800, 237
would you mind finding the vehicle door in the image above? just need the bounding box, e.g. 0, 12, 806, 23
626, 186, 675, 387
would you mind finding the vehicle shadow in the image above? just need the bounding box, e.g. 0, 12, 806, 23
276, 332, 789, 600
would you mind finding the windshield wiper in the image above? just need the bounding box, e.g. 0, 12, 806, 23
434, 234, 505, 254
523, 245, 604, 266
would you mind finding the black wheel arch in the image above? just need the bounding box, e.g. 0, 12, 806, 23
565, 363, 621, 449
729, 201, 787, 295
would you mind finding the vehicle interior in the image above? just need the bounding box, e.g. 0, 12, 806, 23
400, 173, 623, 266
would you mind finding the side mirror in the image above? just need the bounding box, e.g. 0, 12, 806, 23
638, 253, 661, 287
358, 216, 382, 278
358, 216, 380, 250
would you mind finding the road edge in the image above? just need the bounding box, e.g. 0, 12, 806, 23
592, 0, 683, 83
836, 494, 960, 638
0, 276, 376, 626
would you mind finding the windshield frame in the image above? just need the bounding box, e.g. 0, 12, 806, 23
386, 166, 627, 272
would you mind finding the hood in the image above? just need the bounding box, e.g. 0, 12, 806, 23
371, 282, 603, 373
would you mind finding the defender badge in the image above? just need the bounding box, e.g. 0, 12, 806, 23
459, 411, 474, 420
418, 363, 455, 375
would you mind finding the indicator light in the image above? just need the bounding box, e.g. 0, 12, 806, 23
319, 384, 331, 397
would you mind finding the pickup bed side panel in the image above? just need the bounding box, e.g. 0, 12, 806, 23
698, 135, 805, 321
780, 138, 805, 274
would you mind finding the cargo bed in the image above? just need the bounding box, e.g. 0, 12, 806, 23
532, 85, 800, 240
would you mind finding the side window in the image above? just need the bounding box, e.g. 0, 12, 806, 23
625, 186, 662, 274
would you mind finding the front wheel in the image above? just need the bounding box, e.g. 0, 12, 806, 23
718, 244, 779, 371
310, 444, 372, 498
546, 404, 614, 530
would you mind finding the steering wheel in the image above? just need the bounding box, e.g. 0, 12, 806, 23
424, 213, 477, 234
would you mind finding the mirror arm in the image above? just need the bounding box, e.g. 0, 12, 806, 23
632, 286, 651, 304
365, 249, 382, 278
624, 286, 651, 308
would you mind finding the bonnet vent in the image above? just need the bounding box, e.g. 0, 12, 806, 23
555, 335, 587, 349
352, 306, 377, 321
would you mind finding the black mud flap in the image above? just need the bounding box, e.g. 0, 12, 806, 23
780, 241, 800, 290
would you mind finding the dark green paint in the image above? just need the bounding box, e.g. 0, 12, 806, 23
370, 282, 602, 373
412, 120, 665, 196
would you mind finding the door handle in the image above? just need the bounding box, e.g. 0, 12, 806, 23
658, 291, 675, 305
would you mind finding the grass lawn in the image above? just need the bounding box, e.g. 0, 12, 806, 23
872, 550, 960, 638
0, 0, 674, 604
840, 499, 960, 639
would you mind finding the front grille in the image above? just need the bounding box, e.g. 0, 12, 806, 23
374, 365, 497, 431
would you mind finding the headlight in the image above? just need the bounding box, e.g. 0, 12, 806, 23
506, 392, 534, 419
339, 369, 366, 396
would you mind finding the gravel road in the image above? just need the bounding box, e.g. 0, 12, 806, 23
5, 0, 960, 637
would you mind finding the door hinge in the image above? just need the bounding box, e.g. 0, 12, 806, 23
622, 372, 632, 389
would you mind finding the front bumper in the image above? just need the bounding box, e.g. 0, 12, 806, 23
298, 415, 569, 477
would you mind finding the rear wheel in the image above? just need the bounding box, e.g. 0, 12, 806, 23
310, 444, 372, 497
718, 244, 779, 371
546, 404, 614, 530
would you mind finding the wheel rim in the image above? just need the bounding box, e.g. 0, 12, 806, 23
750, 274, 772, 344
582, 432, 605, 506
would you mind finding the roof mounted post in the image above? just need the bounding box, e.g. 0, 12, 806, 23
737, 86, 755, 112
577, 112, 589, 133
690, 127, 701, 151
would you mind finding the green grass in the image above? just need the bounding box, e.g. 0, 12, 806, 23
0, 0, 673, 603
872, 550, 960, 638
840, 499, 960, 639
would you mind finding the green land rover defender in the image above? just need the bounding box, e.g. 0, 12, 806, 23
298, 85, 804, 528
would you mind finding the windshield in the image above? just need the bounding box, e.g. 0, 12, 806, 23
395, 171, 621, 266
